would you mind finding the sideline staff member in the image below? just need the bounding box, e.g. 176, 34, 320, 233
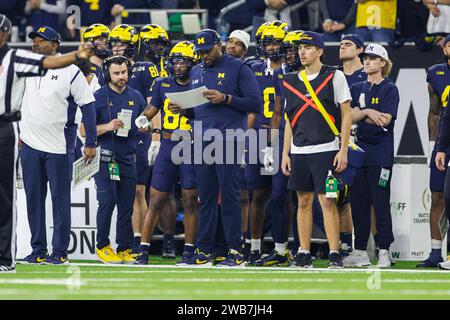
344, 43, 398, 269
93, 55, 147, 264
0, 14, 93, 273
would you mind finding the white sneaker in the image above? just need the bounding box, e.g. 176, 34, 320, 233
343, 250, 371, 267
376, 249, 391, 268
438, 259, 450, 270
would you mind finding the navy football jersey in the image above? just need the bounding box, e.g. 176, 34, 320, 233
427, 63, 450, 150
150, 76, 191, 133
251, 60, 277, 129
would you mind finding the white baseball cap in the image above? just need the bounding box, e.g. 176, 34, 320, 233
229, 30, 250, 50
363, 43, 389, 61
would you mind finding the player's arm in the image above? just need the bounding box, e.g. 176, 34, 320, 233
270, 95, 283, 144
248, 112, 256, 129
281, 117, 292, 176
428, 83, 441, 145
42, 43, 93, 69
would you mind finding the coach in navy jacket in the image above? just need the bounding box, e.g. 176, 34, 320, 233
173, 29, 261, 266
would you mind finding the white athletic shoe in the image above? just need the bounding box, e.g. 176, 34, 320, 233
438, 259, 450, 270
376, 249, 391, 268
343, 249, 371, 267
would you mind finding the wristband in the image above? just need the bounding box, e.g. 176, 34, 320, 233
152, 128, 161, 134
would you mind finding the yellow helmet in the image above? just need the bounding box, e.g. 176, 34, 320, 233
83, 23, 110, 58
259, 21, 290, 59
83, 23, 110, 42
139, 24, 170, 60
282, 30, 304, 47
108, 24, 139, 58
168, 41, 198, 80
282, 30, 303, 69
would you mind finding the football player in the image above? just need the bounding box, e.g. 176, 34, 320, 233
134, 42, 199, 265
247, 21, 291, 266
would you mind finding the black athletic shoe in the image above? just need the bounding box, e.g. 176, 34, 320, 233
292, 252, 313, 268
328, 252, 343, 269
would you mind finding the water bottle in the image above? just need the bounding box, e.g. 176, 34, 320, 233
25, 26, 33, 42
11, 26, 19, 42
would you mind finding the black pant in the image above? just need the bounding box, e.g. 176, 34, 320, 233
350, 166, 394, 251
0, 121, 18, 267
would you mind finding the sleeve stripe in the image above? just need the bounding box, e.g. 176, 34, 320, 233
14, 55, 41, 67
15, 49, 44, 61
14, 62, 40, 74
70, 69, 81, 85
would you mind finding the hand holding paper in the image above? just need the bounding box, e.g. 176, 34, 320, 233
165, 86, 210, 109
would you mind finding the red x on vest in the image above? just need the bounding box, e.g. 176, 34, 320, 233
283, 72, 335, 128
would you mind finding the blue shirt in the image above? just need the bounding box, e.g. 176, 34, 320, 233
129, 61, 159, 100
344, 68, 367, 87
94, 85, 147, 165
69, 0, 116, 26
350, 78, 399, 167
190, 54, 261, 137
274, 64, 293, 129
91, 63, 106, 87
150, 76, 191, 133
251, 60, 277, 129
428, 63, 450, 153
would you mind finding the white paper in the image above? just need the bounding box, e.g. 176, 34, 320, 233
165, 85, 210, 109
72, 147, 101, 190
117, 109, 133, 137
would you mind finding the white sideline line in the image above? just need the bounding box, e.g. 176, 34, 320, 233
68, 262, 449, 274
0, 287, 450, 297
1, 277, 450, 286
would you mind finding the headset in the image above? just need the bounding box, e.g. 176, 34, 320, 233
101, 55, 132, 83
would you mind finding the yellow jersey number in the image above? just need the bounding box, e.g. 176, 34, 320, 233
163, 98, 191, 130
263, 87, 275, 118
85, 0, 100, 11
442, 85, 450, 108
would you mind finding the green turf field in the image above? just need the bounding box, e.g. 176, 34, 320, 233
1, 258, 449, 300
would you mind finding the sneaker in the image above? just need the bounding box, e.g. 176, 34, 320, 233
328, 252, 343, 269
216, 250, 246, 268
117, 249, 137, 264
438, 259, 450, 270
161, 240, 176, 259
134, 251, 149, 265
213, 256, 227, 265
96, 244, 123, 264
19, 253, 48, 264
291, 252, 313, 268
0, 265, 15, 273
242, 242, 251, 261
247, 250, 262, 265
343, 249, 371, 268
254, 250, 289, 266
191, 249, 212, 267
176, 252, 194, 266
376, 249, 391, 268
43, 254, 69, 265
416, 253, 444, 268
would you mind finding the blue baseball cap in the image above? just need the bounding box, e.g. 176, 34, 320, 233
444, 34, 450, 46
295, 31, 324, 49
341, 34, 364, 48
194, 29, 221, 52
28, 26, 61, 44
